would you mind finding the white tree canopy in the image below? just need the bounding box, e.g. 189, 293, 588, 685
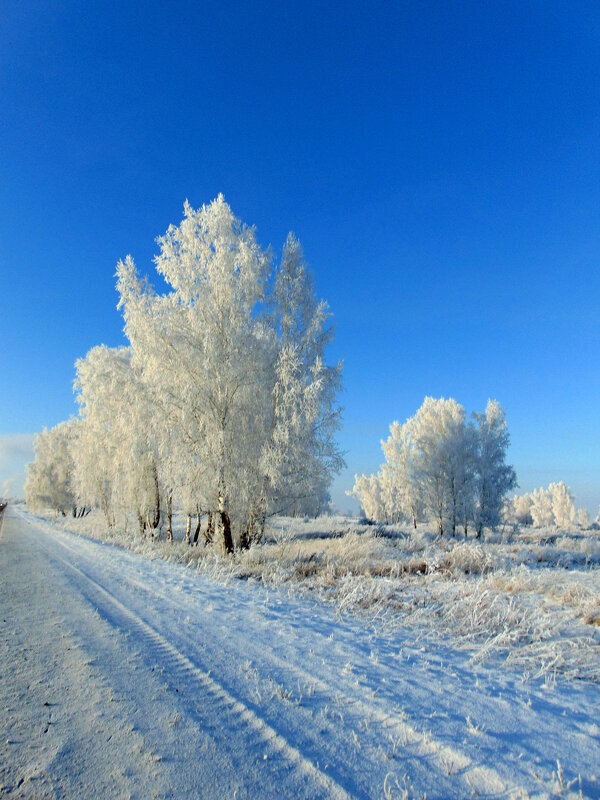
352, 397, 516, 537
25, 420, 79, 515
509, 482, 580, 530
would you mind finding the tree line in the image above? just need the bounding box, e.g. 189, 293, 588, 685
25, 197, 344, 552
506, 483, 589, 529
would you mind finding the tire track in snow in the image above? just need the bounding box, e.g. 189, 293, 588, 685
99, 566, 520, 798
42, 544, 353, 800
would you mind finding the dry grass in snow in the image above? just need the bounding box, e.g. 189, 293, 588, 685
26, 505, 600, 684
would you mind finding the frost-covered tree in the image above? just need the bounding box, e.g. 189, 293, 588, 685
73, 345, 162, 533
25, 420, 79, 515
576, 508, 590, 528
352, 397, 516, 536
380, 418, 424, 527
410, 397, 471, 535
548, 481, 576, 529
510, 492, 588, 532
472, 400, 517, 537
250, 234, 343, 540
530, 487, 554, 527
510, 493, 534, 526
116, 260, 210, 541
511, 482, 578, 529
351, 473, 388, 523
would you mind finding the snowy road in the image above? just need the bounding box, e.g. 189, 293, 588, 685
1, 508, 599, 799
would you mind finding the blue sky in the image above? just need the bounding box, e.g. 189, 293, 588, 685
1, 1, 599, 512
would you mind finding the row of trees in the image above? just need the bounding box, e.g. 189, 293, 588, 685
351, 397, 517, 536
506, 483, 588, 529
25, 197, 344, 551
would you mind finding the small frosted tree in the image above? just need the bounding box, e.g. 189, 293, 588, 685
511, 493, 533, 526
411, 397, 471, 536
351, 472, 387, 523
530, 487, 554, 527
380, 419, 424, 528
548, 481, 576, 529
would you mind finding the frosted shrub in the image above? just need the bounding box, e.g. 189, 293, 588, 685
439, 542, 495, 576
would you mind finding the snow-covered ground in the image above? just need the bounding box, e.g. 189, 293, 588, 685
1, 506, 599, 799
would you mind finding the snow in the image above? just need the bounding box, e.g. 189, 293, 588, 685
1, 506, 599, 798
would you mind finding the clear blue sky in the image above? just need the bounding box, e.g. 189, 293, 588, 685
1, 1, 599, 512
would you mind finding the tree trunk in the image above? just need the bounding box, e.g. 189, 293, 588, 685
245, 480, 269, 549
137, 513, 145, 538
101, 488, 113, 529
239, 527, 250, 550
257, 504, 268, 543
150, 461, 161, 530
220, 510, 233, 554
166, 489, 173, 542
219, 488, 234, 554
451, 479, 457, 535
192, 506, 202, 545
217, 426, 233, 553
411, 504, 417, 529
205, 512, 214, 545
185, 514, 192, 545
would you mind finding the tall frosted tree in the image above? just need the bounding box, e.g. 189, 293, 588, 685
25, 420, 79, 515
411, 397, 471, 535
73, 345, 162, 533
248, 234, 343, 542
116, 196, 343, 551
380, 419, 423, 527
119, 197, 272, 552
473, 400, 517, 537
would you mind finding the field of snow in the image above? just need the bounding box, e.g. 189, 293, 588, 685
1, 505, 599, 798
